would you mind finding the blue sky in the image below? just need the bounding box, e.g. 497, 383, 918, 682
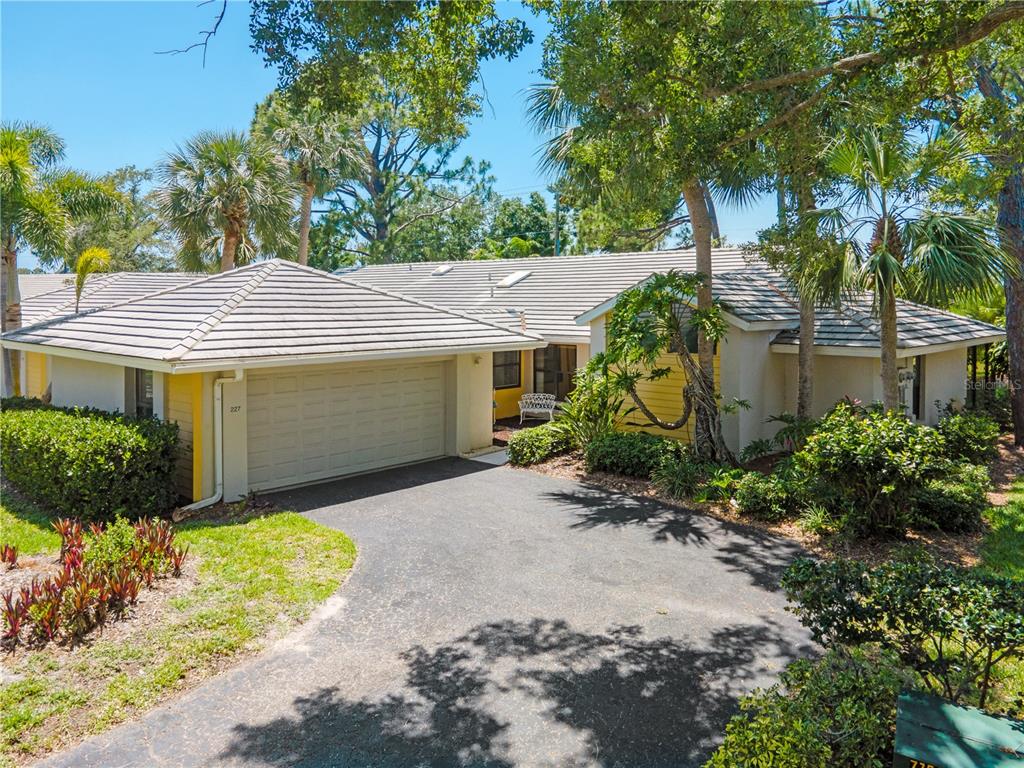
2, 0, 776, 271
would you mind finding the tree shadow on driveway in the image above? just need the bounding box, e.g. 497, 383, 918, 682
543, 484, 807, 592
219, 617, 814, 767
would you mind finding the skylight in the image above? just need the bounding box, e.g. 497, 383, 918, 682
431, 264, 454, 276
496, 270, 531, 288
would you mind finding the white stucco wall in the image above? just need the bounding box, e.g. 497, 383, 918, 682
588, 316, 606, 357
782, 353, 883, 416
50, 356, 126, 413
921, 348, 967, 425
220, 374, 248, 502
450, 351, 495, 455
719, 328, 787, 454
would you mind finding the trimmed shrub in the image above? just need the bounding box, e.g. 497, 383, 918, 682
733, 471, 796, 522
911, 463, 990, 532
936, 411, 1000, 463
583, 431, 669, 478
651, 449, 709, 499
783, 553, 1024, 709
0, 398, 179, 521
792, 403, 945, 536
706, 649, 912, 768
507, 423, 573, 466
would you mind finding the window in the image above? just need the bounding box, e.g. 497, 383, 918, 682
133, 369, 154, 418
493, 351, 521, 389
534, 345, 577, 400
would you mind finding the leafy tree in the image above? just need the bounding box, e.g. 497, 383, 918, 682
384, 183, 494, 263
73, 247, 110, 312
157, 130, 296, 272
253, 95, 351, 266
309, 93, 493, 263
817, 128, 1013, 410
488, 192, 556, 256
0, 122, 119, 395
250, 1, 532, 143
68, 166, 175, 273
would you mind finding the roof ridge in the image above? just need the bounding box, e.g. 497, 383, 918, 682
355, 247, 747, 271
164, 262, 278, 361
12, 264, 258, 336
28, 272, 121, 322
271, 258, 542, 341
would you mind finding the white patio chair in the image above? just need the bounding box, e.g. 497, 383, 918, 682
518, 393, 558, 424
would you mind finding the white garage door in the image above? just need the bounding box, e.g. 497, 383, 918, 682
247, 361, 447, 491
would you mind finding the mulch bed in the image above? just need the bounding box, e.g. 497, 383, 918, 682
517, 436, 1023, 569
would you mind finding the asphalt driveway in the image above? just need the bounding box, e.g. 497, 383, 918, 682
42, 457, 814, 768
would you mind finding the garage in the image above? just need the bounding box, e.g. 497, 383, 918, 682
246, 360, 448, 491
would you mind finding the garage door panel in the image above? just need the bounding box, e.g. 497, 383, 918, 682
247, 361, 447, 491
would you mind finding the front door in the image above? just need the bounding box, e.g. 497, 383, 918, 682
534, 344, 577, 400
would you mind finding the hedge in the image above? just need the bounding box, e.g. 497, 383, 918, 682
507, 423, 574, 466
0, 398, 179, 521
583, 431, 669, 479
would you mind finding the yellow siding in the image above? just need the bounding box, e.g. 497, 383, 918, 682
24, 353, 48, 398
620, 351, 721, 445
166, 373, 198, 501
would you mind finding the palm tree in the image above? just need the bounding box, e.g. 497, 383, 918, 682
820, 129, 1014, 411
0, 122, 119, 395
158, 130, 297, 273
254, 96, 350, 266
73, 247, 110, 312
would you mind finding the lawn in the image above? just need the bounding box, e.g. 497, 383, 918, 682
981, 478, 1024, 711
0, 499, 356, 767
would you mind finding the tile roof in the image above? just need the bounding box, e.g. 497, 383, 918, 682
770, 297, 1005, 351
3, 260, 542, 370
352, 248, 753, 341
20, 272, 204, 325
18, 274, 74, 299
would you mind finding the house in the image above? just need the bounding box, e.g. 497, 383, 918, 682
354, 250, 1005, 451
3, 260, 543, 504
3, 250, 1003, 502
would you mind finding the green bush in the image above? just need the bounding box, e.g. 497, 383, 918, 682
83, 517, 137, 572
733, 471, 797, 522
706, 649, 911, 768
936, 411, 1000, 463
782, 553, 1024, 709
651, 449, 709, 498
0, 398, 179, 521
911, 463, 990, 532
506, 423, 573, 466
583, 431, 669, 478
792, 403, 945, 536
550, 363, 630, 448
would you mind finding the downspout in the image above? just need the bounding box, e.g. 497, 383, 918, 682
183, 369, 244, 511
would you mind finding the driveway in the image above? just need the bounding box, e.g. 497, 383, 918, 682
42, 458, 814, 768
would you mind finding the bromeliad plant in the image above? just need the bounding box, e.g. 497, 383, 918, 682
603, 270, 734, 463
1, 516, 189, 649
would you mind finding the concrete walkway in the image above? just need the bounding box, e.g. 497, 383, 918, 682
41, 458, 814, 768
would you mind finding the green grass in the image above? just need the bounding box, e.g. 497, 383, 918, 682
0, 501, 356, 766
0, 495, 61, 557
980, 479, 1024, 712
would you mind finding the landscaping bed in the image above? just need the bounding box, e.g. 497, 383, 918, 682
0, 493, 356, 767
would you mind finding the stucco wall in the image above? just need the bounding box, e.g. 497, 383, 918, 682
921, 348, 967, 425
24, 352, 49, 399
450, 352, 494, 455
782, 353, 883, 416
719, 329, 787, 454
50, 356, 126, 413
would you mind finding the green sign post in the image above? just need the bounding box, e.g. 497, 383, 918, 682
894, 691, 1024, 767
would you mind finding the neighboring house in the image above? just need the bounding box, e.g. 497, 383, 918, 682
354, 250, 1005, 451
3, 261, 542, 503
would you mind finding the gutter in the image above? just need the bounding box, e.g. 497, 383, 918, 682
183, 369, 244, 512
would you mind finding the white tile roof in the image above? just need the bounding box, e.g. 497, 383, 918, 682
20, 272, 204, 325
353, 248, 753, 341
3, 260, 542, 370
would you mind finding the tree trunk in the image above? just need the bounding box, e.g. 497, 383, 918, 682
682, 179, 716, 456
1, 242, 22, 397
297, 182, 316, 266
221, 228, 240, 272
795, 181, 816, 420
997, 165, 1024, 445
880, 286, 900, 411
700, 180, 721, 245
797, 295, 815, 419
